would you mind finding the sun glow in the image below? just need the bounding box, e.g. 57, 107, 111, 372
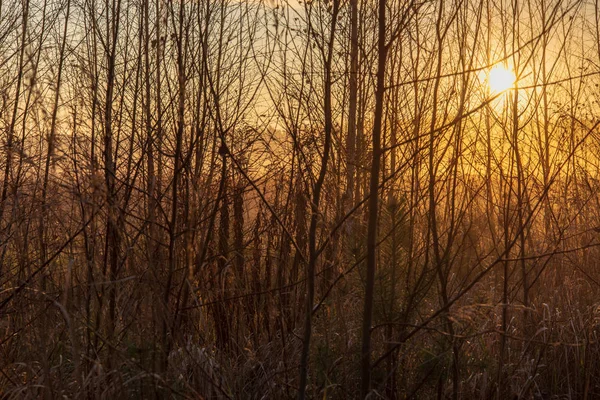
488, 64, 516, 94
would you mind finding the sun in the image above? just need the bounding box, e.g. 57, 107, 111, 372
488, 64, 515, 94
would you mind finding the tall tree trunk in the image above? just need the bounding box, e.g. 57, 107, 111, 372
0, 0, 29, 238
102, 0, 122, 370
360, 0, 387, 395
346, 0, 358, 212
297, 2, 339, 398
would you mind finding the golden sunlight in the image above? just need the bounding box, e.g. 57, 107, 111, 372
488, 64, 516, 94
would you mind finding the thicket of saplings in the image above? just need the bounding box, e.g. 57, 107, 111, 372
1, 0, 600, 398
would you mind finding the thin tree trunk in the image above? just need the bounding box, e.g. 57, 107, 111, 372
360, 0, 386, 395
298, 3, 339, 398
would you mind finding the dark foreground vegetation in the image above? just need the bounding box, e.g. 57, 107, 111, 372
2, 0, 600, 398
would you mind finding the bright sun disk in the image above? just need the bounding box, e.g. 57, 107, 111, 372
488, 65, 515, 94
